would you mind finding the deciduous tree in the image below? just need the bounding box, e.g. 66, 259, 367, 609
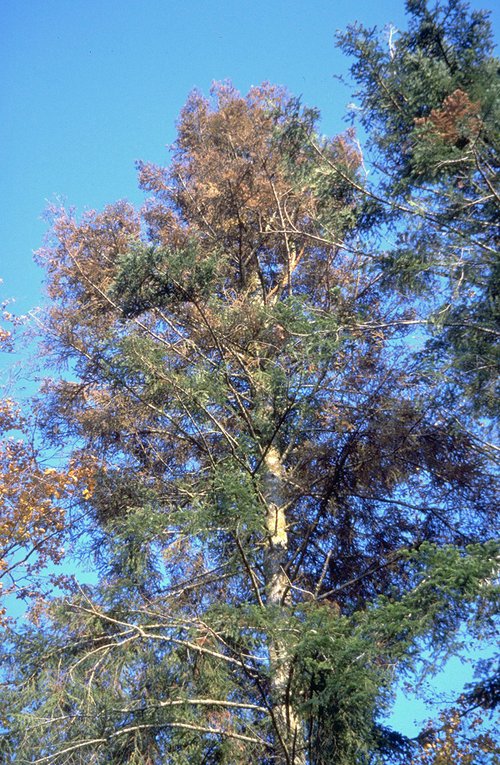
0, 324, 96, 621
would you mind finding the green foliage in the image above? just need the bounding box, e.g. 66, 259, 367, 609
338, 0, 498, 180
112, 240, 221, 318
338, 0, 500, 416
290, 541, 499, 764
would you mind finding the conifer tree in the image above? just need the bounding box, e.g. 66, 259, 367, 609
1, 13, 498, 765
337, 0, 500, 416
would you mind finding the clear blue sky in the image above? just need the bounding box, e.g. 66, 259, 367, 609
1, 0, 498, 737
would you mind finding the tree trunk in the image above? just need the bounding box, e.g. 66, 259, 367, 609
263, 446, 306, 765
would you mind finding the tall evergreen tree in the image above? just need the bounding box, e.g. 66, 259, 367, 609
338, 0, 500, 416
1, 14, 498, 765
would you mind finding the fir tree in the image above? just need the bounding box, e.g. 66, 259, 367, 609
337, 0, 500, 416
1, 18, 498, 765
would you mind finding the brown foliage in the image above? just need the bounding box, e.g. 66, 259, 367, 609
412, 709, 498, 765
0, 393, 97, 621
139, 82, 361, 302
415, 89, 482, 148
